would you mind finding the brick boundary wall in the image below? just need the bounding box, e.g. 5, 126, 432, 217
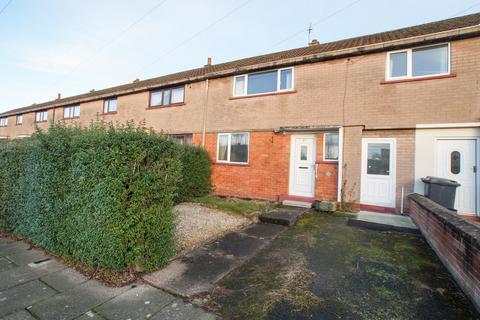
408, 193, 480, 311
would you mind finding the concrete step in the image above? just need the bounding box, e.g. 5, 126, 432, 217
347, 211, 420, 235
281, 200, 313, 208
259, 207, 307, 226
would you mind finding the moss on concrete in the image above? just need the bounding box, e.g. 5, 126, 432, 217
205, 212, 479, 319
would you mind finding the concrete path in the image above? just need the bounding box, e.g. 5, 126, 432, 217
0, 237, 217, 320
143, 223, 286, 297
347, 211, 420, 234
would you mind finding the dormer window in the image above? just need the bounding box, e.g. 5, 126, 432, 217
386, 43, 450, 80
233, 67, 294, 97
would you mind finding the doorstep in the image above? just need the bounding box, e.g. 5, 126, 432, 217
347, 211, 420, 235
259, 206, 308, 226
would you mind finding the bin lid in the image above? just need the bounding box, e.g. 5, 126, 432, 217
421, 176, 461, 187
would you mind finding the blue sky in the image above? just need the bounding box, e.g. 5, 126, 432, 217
0, 0, 478, 112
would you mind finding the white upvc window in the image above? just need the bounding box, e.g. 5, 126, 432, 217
233, 67, 294, 97
64, 105, 80, 119
35, 110, 48, 122
323, 132, 339, 161
0, 117, 8, 127
217, 132, 249, 164
386, 43, 450, 80
16, 115, 23, 125
103, 98, 117, 114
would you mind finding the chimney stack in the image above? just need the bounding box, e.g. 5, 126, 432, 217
205, 57, 212, 66
309, 39, 320, 46
57, 93, 61, 100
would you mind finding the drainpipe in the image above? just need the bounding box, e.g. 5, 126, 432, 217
337, 127, 344, 203
201, 79, 210, 147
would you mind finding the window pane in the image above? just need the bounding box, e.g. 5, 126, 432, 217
74, 106, 80, 117
300, 145, 307, 160
412, 45, 448, 77
171, 87, 184, 104
230, 133, 248, 163
16, 115, 22, 124
64, 108, 70, 118
451, 151, 461, 174
247, 71, 277, 95
105, 99, 117, 113
389, 52, 408, 78
163, 90, 171, 105
218, 135, 229, 161
325, 133, 339, 160
234, 76, 245, 96
367, 143, 390, 175
280, 69, 293, 90
150, 91, 162, 106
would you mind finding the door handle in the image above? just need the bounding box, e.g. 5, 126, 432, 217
299, 166, 308, 169
474, 165, 477, 173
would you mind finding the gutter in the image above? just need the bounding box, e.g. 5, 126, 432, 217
2, 24, 480, 118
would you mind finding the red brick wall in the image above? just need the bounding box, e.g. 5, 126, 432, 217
193, 131, 337, 202
409, 194, 480, 310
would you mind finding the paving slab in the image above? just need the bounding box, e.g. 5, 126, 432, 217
74, 310, 104, 320
40, 268, 88, 293
0, 243, 31, 256
0, 259, 65, 290
144, 226, 274, 297
95, 284, 175, 320
0, 310, 36, 320
150, 299, 218, 320
259, 207, 307, 226
6, 249, 48, 267
347, 211, 421, 234
240, 223, 286, 239
0, 258, 16, 273
29, 280, 129, 320
0, 280, 56, 317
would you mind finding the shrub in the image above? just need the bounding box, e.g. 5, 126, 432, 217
0, 122, 211, 272
176, 144, 212, 202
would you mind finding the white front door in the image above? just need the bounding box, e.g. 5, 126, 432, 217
289, 135, 316, 197
361, 138, 396, 208
436, 139, 477, 214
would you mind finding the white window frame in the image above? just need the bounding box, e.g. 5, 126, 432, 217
323, 132, 339, 162
63, 105, 80, 119
0, 117, 8, 127
35, 110, 48, 122
103, 98, 117, 114
16, 115, 23, 125
385, 43, 450, 81
216, 132, 250, 164
233, 67, 294, 97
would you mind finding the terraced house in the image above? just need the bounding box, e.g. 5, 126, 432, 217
1, 13, 479, 215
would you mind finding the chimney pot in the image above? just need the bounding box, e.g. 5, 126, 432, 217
309, 39, 320, 46
57, 93, 61, 99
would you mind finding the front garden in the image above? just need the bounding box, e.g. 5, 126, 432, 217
0, 122, 213, 275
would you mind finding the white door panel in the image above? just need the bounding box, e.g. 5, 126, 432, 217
436, 139, 477, 214
289, 135, 316, 197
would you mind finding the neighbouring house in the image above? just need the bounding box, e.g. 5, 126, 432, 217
0, 13, 479, 215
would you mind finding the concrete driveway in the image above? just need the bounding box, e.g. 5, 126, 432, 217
0, 237, 217, 320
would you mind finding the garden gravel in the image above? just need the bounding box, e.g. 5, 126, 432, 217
174, 203, 252, 254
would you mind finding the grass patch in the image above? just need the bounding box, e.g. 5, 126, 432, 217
191, 196, 276, 218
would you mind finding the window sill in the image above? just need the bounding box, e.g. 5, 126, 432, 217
229, 90, 297, 100
15, 124, 23, 126
381, 73, 456, 84
62, 117, 80, 120
35, 121, 48, 124
101, 111, 117, 116
146, 102, 185, 110
214, 162, 250, 167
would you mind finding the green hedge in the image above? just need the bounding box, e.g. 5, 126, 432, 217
0, 123, 211, 272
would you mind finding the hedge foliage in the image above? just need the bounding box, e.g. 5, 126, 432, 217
0, 122, 211, 272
